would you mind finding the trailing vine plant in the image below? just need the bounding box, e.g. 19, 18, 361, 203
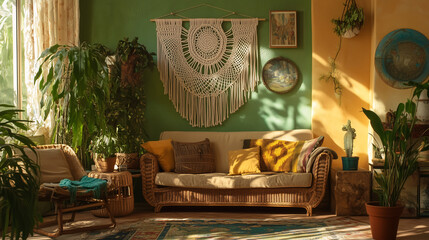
320, 0, 364, 103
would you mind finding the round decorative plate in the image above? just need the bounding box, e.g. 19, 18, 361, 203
262, 57, 299, 93
375, 28, 429, 89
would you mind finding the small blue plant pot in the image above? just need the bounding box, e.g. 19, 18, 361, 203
342, 156, 359, 170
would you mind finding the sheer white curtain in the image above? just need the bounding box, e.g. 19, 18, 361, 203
23, 0, 79, 140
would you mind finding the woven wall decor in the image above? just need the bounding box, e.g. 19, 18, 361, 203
155, 18, 259, 127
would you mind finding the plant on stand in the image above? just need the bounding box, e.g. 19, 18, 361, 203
89, 130, 119, 173
320, 0, 364, 102
105, 37, 155, 169
34, 43, 110, 169
0, 105, 40, 240
341, 120, 359, 170
362, 81, 429, 240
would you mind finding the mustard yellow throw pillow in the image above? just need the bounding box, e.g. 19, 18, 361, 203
243, 137, 324, 173
141, 139, 174, 172
228, 147, 261, 175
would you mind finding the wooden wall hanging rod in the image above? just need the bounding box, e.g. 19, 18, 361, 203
150, 3, 265, 22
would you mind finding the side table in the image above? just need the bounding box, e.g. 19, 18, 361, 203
330, 168, 371, 216
88, 171, 134, 217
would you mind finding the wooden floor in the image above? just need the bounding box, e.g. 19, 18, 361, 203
29, 203, 429, 239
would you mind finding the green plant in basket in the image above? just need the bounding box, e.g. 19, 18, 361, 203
0, 104, 40, 240
89, 130, 119, 173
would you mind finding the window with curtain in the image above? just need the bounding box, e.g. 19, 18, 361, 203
0, 0, 26, 117
0, 0, 79, 138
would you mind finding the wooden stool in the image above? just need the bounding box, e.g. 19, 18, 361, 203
88, 171, 134, 217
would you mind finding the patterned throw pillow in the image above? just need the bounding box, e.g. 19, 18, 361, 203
228, 147, 261, 175
243, 136, 324, 173
172, 138, 215, 174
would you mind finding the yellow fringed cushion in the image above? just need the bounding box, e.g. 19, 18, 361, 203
243, 137, 324, 173
228, 147, 261, 175
141, 139, 175, 172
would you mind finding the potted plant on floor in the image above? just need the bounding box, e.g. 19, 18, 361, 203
34, 43, 111, 169
362, 81, 429, 240
105, 38, 155, 169
341, 120, 359, 170
90, 130, 119, 173
0, 104, 41, 240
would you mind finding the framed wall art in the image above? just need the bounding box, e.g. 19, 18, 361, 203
262, 57, 299, 94
269, 10, 297, 48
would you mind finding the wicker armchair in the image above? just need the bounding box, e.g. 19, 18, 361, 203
140, 147, 334, 216
33, 144, 116, 238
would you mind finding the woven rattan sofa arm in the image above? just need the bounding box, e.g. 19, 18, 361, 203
308, 149, 333, 209
140, 152, 159, 207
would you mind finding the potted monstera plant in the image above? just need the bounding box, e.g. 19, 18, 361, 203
0, 104, 40, 240
362, 81, 429, 240
105, 38, 155, 169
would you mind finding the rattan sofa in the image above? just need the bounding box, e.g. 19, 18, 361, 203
140, 130, 336, 216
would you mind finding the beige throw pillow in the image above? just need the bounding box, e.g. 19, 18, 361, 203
24, 148, 74, 183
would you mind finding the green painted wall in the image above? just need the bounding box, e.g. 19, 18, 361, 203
80, 0, 312, 141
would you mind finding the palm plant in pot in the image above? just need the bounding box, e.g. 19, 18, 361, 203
105, 38, 155, 169
0, 104, 41, 240
362, 81, 429, 240
341, 120, 359, 170
34, 42, 110, 169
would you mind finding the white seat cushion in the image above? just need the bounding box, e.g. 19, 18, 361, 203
155, 172, 312, 189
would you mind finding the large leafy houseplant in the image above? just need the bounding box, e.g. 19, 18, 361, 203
0, 104, 40, 240
105, 38, 154, 156
363, 81, 429, 207
34, 43, 110, 169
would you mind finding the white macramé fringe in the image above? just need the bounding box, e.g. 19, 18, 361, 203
156, 18, 259, 127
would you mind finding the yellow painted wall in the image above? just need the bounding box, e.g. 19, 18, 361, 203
372, 0, 429, 119
312, 0, 429, 170
312, 0, 372, 170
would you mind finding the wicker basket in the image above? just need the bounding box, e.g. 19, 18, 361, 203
115, 153, 139, 169
89, 171, 134, 217
96, 156, 116, 173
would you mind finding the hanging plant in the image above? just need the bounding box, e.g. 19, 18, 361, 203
332, 0, 364, 38
320, 0, 364, 103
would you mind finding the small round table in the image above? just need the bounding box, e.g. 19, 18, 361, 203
88, 171, 134, 217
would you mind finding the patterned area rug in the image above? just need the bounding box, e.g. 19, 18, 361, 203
81, 217, 372, 240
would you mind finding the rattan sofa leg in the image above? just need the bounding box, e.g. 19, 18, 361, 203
154, 205, 162, 213
306, 206, 312, 217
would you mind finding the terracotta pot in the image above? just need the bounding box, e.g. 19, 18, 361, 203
97, 156, 116, 173
115, 153, 139, 169
366, 201, 404, 240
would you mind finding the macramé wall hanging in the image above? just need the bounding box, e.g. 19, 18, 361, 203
152, 4, 264, 127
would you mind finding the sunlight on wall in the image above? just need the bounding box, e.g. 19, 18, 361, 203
311, 0, 372, 170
